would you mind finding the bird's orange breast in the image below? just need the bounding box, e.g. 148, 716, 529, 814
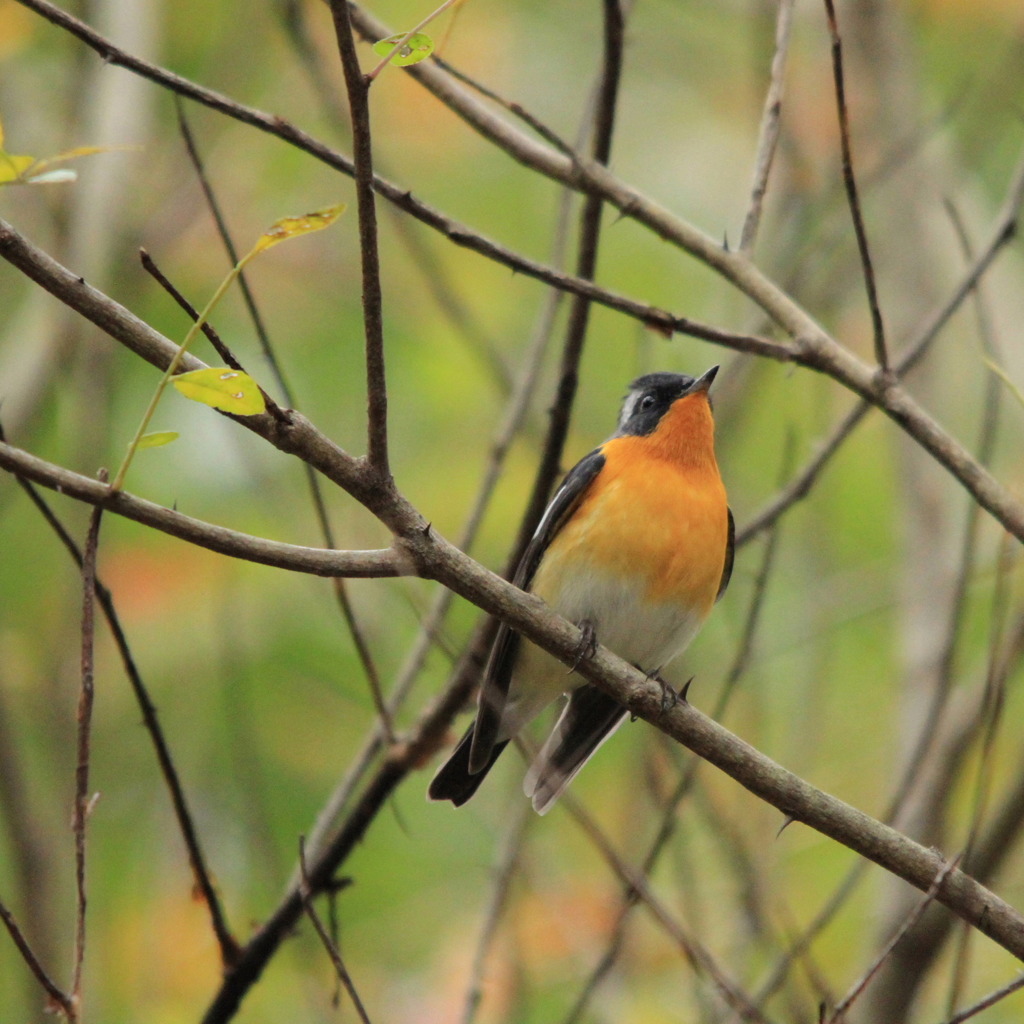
538, 392, 729, 617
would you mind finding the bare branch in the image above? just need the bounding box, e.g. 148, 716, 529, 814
71, 481, 104, 1005
6, 0, 789, 357
941, 971, 1024, 1024
173, 103, 394, 741
740, 0, 795, 254
172, 102, 294, 402
0, 898, 75, 1020
822, 0, 888, 371
328, 0, 389, 476
558, 791, 773, 1023
825, 857, 960, 1023
5, 460, 241, 965
297, 840, 373, 1024
511, 0, 626, 565
459, 803, 531, 1024
737, 145, 1024, 547
0, 441, 404, 579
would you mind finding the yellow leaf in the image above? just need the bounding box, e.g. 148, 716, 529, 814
251, 204, 346, 256
0, 151, 36, 185
138, 431, 180, 449
172, 368, 266, 416
0, 121, 135, 186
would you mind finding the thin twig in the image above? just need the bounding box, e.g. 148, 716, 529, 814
509, 0, 625, 567
328, 0, 389, 476
738, 145, 1024, 547
823, 0, 888, 371
740, 0, 795, 254
558, 791, 775, 1024
72, 474, 105, 1004
942, 203, 1011, 1021
946, 536, 1015, 1015
138, 251, 243, 371
433, 55, 579, 159
295, 135, 575, 880
852, 199, 1015, 1023
1, 445, 241, 966
0, 441, 403, 579
0, 898, 75, 1019
824, 857, 961, 1023
459, 802, 531, 1024
297, 839, 373, 1024
172, 105, 395, 741
940, 971, 1024, 1023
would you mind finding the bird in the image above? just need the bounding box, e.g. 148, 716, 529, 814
429, 366, 734, 814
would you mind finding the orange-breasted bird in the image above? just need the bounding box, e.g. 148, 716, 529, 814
429, 367, 733, 814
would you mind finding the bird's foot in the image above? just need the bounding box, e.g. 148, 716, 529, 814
655, 675, 693, 718
569, 619, 598, 672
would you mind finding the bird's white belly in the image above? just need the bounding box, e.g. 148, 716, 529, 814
548, 563, 704, 672
499, 566, 702, 736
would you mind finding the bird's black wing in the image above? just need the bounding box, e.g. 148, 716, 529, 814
467, 448, 606, 774
716, 507, 735, 602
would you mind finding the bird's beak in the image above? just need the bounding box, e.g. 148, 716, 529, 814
686, 365, 719, 396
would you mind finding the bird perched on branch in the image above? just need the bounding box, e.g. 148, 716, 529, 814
429, 367, 733, 814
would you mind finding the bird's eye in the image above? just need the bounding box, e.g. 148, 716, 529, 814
638, 394, 657, 412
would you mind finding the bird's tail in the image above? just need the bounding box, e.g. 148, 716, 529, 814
428, 723, 510, 806
524, 685, 628, 815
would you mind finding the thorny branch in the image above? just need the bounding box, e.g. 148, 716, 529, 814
8, 0, 1024, 539
4, 3, 1024, 1022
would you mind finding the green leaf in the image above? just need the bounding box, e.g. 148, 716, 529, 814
137, 431, 179, 449
172, 368, 266, 416
372, 33, 435, 67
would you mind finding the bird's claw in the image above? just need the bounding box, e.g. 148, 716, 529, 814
569, 619, 598, 672
656, 675, 693, 718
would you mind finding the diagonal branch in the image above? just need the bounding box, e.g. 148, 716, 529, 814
736, 144, 1024, 547
0, 898, 75, 1020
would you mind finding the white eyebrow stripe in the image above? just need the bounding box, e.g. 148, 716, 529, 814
617, 389, 642, 430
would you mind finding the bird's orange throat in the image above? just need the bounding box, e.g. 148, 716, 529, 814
646, 393, 719, 471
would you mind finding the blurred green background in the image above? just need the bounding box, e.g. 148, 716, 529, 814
2, 0, 1024, 1021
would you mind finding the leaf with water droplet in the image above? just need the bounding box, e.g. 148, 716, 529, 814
172, 368, 266, 416
372, 33, 434, 67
